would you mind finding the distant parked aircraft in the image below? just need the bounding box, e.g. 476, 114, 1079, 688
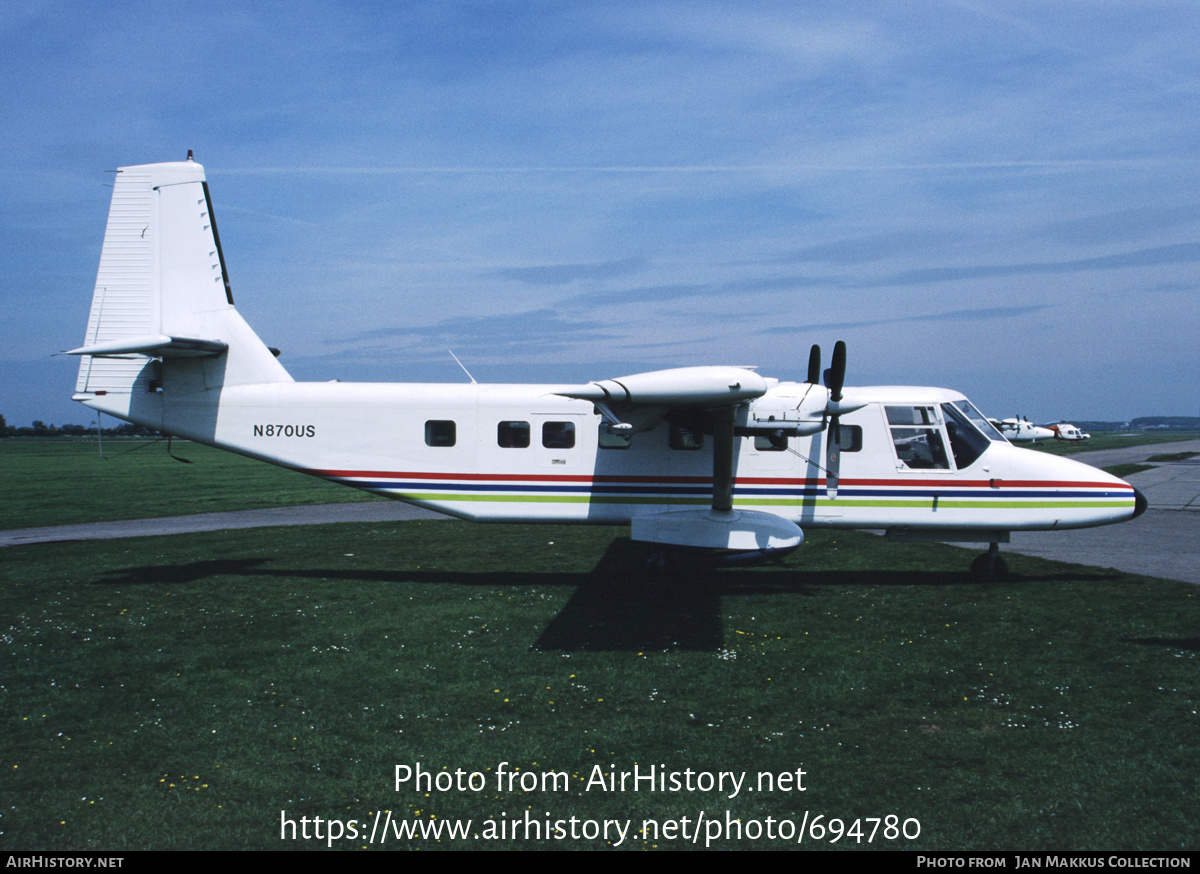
1047, 422, 1091, 442
990, 417, 1056, 444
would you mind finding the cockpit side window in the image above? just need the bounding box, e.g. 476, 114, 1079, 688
941, 402, 991, 469
886, 405, 937, 426
886, 405, 950, 470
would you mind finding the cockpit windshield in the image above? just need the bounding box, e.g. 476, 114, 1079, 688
940, 400, 999, 469
951, 399, 1007, 442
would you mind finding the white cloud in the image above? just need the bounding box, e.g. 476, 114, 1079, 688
5, 1, 1200, 425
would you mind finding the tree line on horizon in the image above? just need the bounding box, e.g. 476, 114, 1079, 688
0, 413, 159, 438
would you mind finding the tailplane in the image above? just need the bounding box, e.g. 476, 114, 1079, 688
69, 157, 290, 421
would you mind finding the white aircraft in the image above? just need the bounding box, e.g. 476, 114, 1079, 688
990, 417, 1057, 444
66, 159, 1146, 576
1048, 422, 1091, 442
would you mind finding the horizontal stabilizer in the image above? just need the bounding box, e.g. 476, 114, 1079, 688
66, 333, 228, 358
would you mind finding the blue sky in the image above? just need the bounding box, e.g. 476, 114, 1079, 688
4, 0, 1200, 427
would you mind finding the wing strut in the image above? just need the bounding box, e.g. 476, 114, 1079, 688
630, 399, 803, 554
712, 405, 736, 513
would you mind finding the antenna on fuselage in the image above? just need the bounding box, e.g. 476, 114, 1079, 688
449, 350, 477, 384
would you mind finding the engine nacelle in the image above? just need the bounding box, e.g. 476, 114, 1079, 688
741, 382, 866, 435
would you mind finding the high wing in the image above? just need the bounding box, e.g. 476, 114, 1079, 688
557, 365, 770, 408
555, 365, 770, 437
553, 354, 865, 554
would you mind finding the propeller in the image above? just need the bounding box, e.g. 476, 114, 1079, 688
823, 340, 847, 498
711, 340, 846, 513
807, 344, 821, 385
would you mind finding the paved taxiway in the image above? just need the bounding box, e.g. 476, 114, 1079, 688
1000, 439, 1200, 584
0, 501, 446, 547
4, 439, 1198, 584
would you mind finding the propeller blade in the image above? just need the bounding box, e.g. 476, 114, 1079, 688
824, 340, 847, 497
828, 340, 846, 403
807, 344, 821, 385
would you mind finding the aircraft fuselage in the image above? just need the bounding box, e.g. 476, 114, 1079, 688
81, 377, 1139, 535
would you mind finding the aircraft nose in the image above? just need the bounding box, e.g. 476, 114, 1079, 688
1132, 488, 1148, 519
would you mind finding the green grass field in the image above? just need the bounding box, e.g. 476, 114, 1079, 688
0, 439, 379, 530
2, 438, 1198, 850
1026, 431, 1200, 456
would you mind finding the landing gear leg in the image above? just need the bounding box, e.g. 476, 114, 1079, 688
971, 542, 1008, 579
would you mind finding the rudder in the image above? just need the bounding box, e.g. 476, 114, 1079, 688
72, 158, 290, 403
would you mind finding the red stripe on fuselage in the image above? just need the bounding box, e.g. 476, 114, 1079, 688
305, 468, 1132, 492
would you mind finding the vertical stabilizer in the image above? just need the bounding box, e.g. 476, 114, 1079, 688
73, 159, 290, 401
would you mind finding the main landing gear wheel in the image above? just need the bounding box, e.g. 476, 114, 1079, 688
971, 545, 1008, 579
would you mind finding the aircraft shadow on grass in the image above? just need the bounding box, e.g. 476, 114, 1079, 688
88, 537, 1117, 653
1124, 636, 1200, 653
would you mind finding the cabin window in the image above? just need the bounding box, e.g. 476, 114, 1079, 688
941, 403, 991, 469
424, 420, 456, 447
754, 426, 858, 453
754, 432, 788, 451
832, 424, 863, 452
542, 421, 576, 449
669, 425, 704, 450
498, 421, 530, 448
599, 425, 632, 449
885, 406, 950, 470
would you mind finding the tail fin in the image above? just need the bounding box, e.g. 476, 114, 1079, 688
70, 158, 290, 403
